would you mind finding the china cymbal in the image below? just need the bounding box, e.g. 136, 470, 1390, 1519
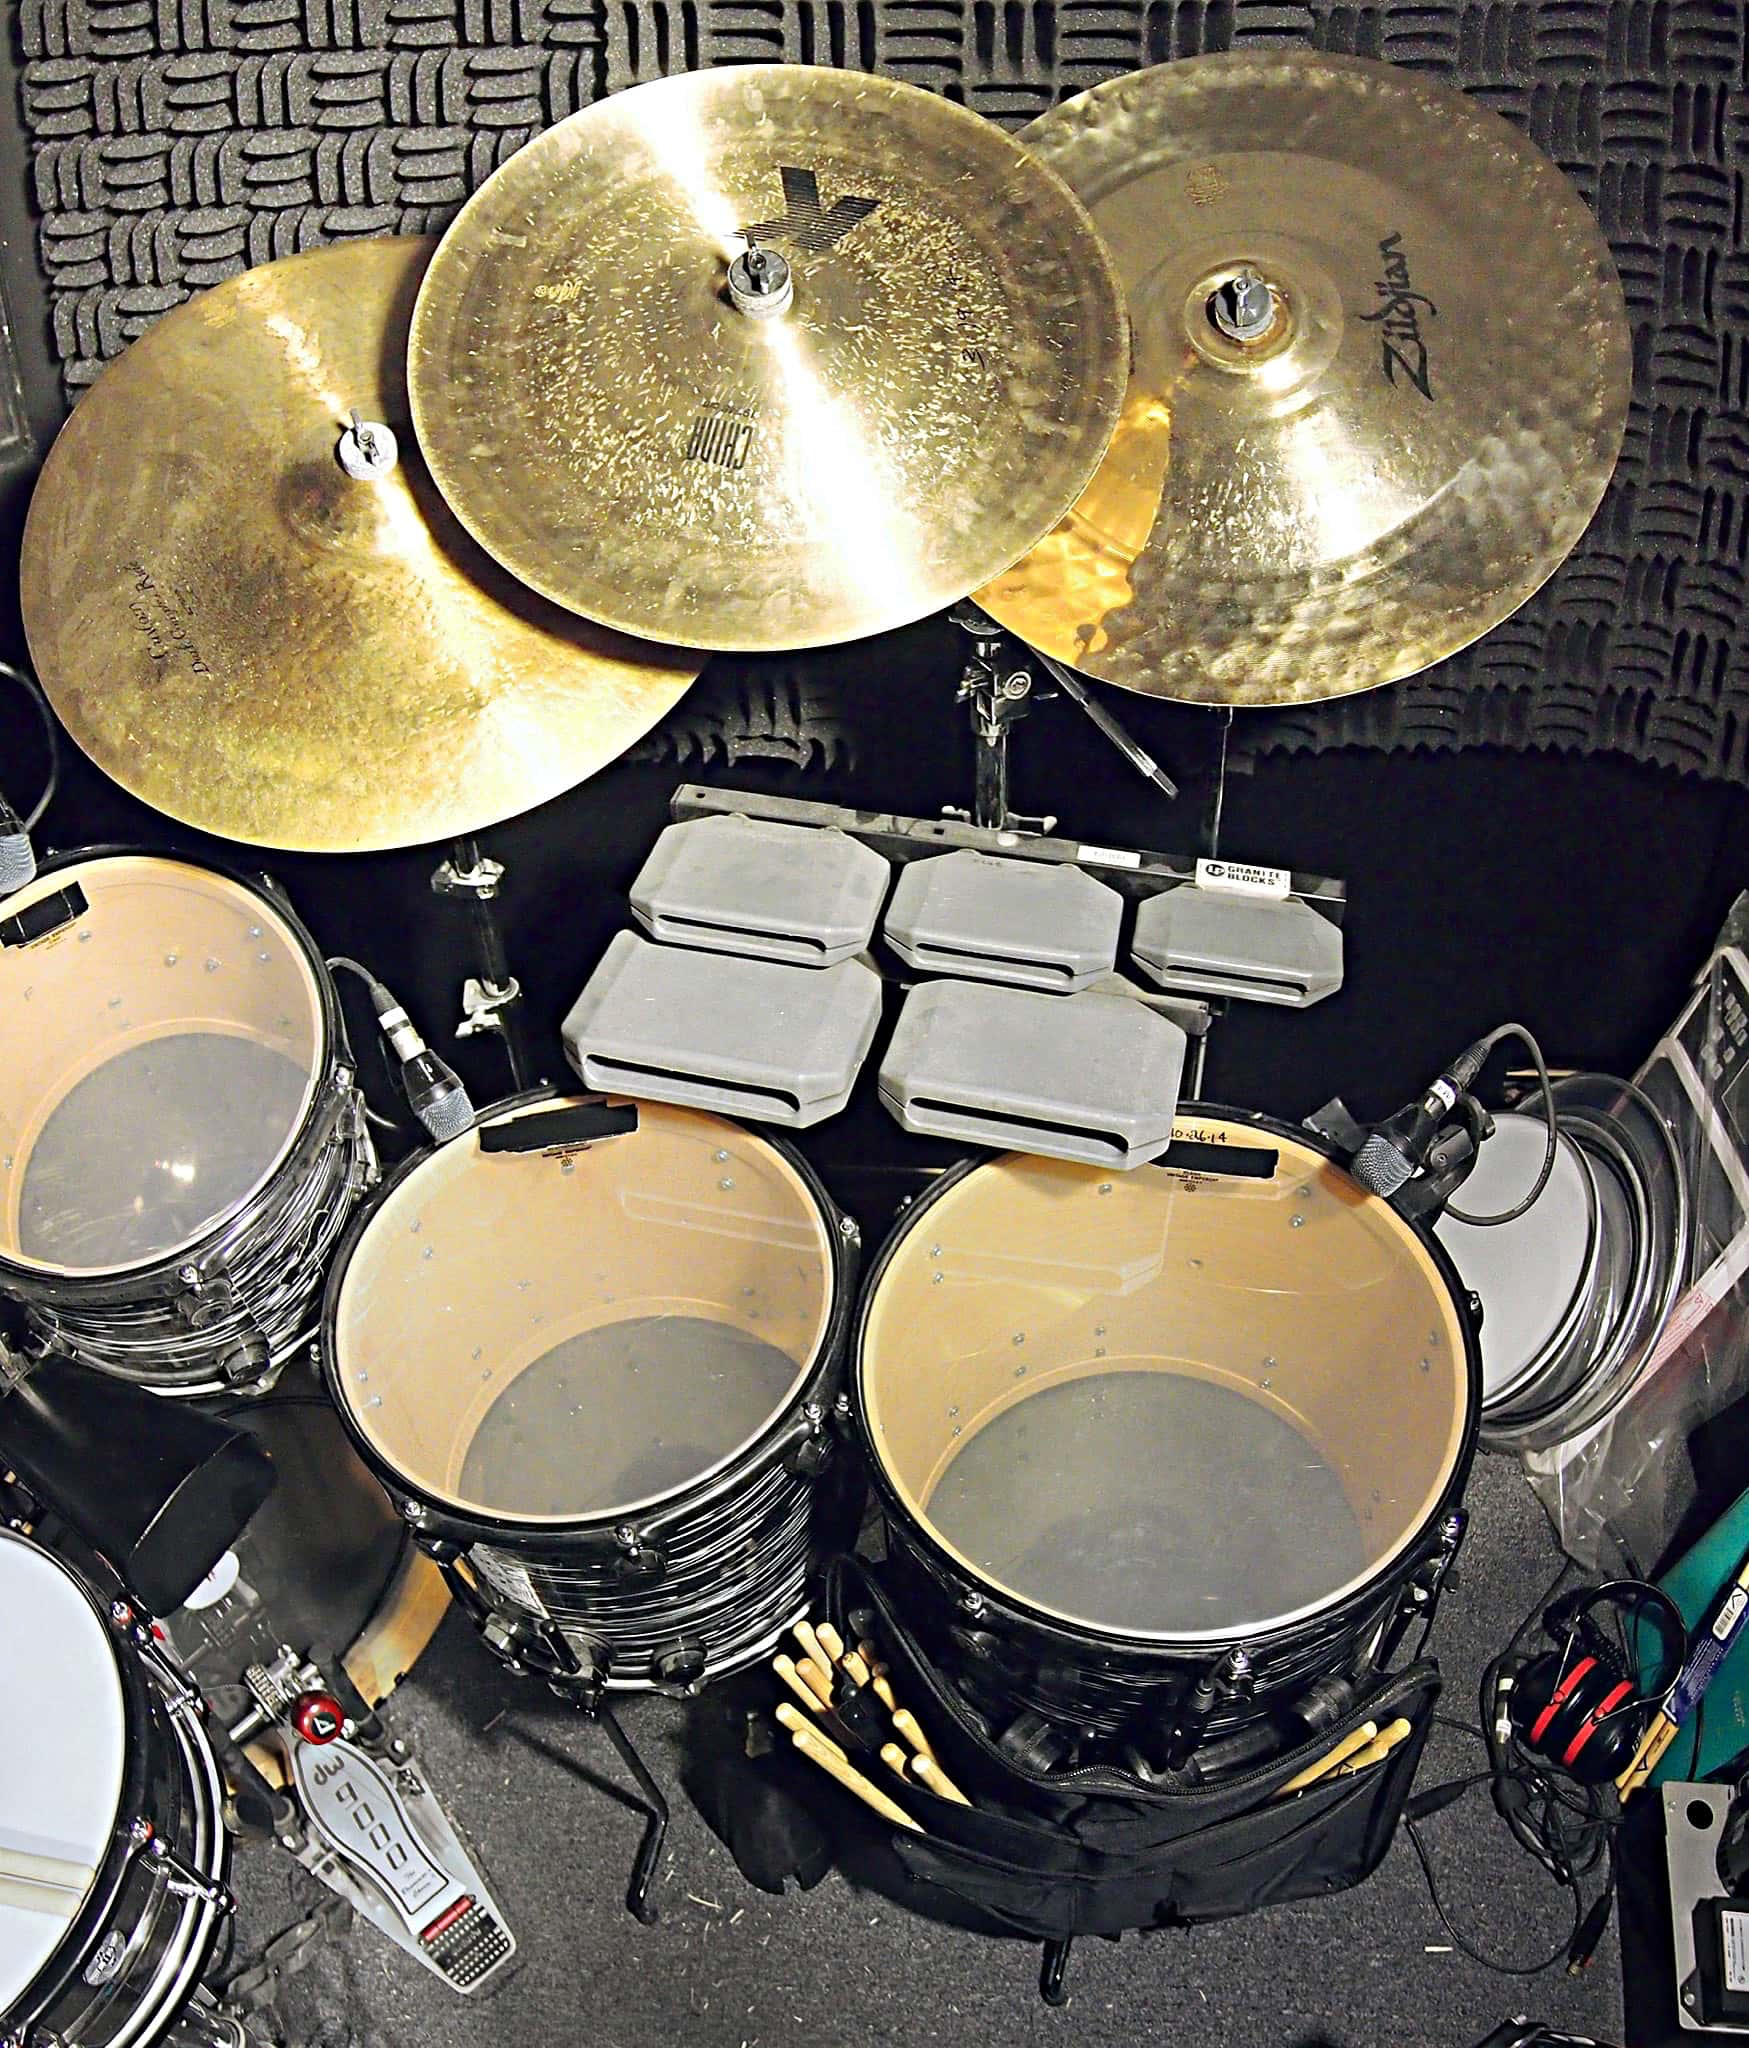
20, 237, 701, 854
976, 50, 1632, 707
407, 65, 1128, 652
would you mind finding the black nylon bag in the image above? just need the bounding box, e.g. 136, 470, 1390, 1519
825, 1556, 1440, 1946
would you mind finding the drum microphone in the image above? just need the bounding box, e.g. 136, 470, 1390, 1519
365, 976, 476, 1142
0, 782, 36, 895
1351, 1033, 1501, 1197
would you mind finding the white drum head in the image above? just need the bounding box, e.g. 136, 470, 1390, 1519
0, 857, 324, 1276
0, 1532, 127, 2013
1435, 1115, 1596, 1405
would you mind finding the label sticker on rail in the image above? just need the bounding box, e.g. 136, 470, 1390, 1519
1195, 858, 1291, 899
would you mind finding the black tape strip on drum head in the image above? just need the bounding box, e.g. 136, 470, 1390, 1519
477, 1101, 640, 1154
1156, 1139, 1278, 1179
0, 881, 86, 949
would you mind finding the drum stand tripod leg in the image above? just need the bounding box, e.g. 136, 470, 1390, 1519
594, 1698, 669, 1925
1039, 1936, 1073, 2006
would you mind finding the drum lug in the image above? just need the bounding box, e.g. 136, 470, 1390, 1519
612, 1524, 665, 1585
650, 1638, 709, 1693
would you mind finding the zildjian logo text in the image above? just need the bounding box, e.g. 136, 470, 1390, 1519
1359, 230, 1437, 401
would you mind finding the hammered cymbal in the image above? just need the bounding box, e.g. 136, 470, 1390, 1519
407, 65, 1128, 652
976, 50, 1632, 707
20, 237, 701, 854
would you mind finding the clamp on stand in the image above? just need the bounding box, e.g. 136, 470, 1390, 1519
948, 604, 1178, 835
431, 837, 533, 1093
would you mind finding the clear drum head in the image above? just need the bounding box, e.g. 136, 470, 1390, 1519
0, 857, 324, 1277
330, 1099, 835, 1525
858, 1121, 1472, 1644
1434, 1115, 1600, 1409
0, 1531, 127, 2014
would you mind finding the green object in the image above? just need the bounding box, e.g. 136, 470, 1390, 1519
1647, 1485, 1749, 1785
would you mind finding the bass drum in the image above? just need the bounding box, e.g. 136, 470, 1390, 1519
853, 1109, 1479, 1759
0, 853, 373, 1395
0, 1530, 239, 2048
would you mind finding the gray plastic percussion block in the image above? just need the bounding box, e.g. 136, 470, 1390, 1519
878, 979, 1185, 1168
629, 813, 891, 968
1131, 888, 1344, 1008
562, 931, 882, 1127
882, 849, 1122, 992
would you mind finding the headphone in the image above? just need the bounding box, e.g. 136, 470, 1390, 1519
1497, 1581, 1687, 1787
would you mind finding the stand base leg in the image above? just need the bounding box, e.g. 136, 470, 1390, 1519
1039, 1936, 1073, 2006
596, 1698, 670, 1925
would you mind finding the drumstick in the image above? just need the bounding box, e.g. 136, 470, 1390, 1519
856, 1643, 900, 1712
789, 1725, 922, 1833
815, 1622, 848, 1669
793, 1620, 834, 1682
0, 1848, 96, 1892
910, 1753, 973, 1807
1275, 1722, 1379, 1797
774, 1653, 831, 1716
795, 1656, 836, 1710
892, 1707, 939, 1767
880, 1740, 913, 1783
777, 1701, 845, 1760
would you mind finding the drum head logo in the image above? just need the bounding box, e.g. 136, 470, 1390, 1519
741, 167, 881, 255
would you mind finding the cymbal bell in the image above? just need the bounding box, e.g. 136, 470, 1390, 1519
20, 237, 701, 854
976, 50, 1632, 708
407, 65, 1129, 653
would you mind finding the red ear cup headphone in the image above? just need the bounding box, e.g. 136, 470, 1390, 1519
1502, 1582, 1686, 1787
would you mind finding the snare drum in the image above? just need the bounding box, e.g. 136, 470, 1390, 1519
0, 854, 374, 1394
322, 1096, 854, 1693
853, 1111, 1478, 1755
0, 1529, 238, 2048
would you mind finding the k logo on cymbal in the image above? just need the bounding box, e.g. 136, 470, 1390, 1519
740, 167, 881, 254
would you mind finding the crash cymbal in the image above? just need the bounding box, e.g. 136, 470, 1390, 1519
20, 238, 700, 854
407, 65, 1128, 652
976, 50, 1631, 708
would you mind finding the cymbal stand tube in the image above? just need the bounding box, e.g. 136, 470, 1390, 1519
431, 838, 533, 1092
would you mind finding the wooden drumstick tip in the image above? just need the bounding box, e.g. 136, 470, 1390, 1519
776, 1701, 844, 1760
773, 1652, 831, 1716
789, 1726, 922, 1833
793, 1619, 834, 1679
815, 1622, 847, 1668
910, 1752, 973, 1807
891, 1707, 939, 1766
879, 1740, 912, 1783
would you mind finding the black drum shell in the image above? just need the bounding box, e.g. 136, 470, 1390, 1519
319, 1098, 858, 1692
850, 1108, 1481, 1746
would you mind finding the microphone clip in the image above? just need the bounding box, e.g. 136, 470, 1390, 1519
1390, 1094, 1492, 1222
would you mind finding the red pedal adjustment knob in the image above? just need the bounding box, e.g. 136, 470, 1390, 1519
291, 1692, 346, 1745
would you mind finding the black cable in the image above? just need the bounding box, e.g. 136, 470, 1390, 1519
1404, 1814, 1584, 1976
325, 955, 414, 1134
1445, 1021, 1559, 1226
0, 660, 58, 830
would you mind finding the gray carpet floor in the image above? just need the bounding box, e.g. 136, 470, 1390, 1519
229, 1453, 1629, 2048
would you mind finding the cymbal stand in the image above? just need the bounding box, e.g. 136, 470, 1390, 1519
947, 603, 1178, 833
431, 837, 534, 1093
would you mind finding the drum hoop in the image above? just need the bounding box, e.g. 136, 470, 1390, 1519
318, 1088, 857, 1547
0, 845, 346, 1289
850, 1103, 1483, 1658
1, 1530, 159, 2033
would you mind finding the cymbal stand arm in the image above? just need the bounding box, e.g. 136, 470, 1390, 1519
431, 838, 533, 1093
948, 602, 1054, 835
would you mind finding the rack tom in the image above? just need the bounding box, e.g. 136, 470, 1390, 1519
323, 1096, 854, 1693
0, 854, 372, 1394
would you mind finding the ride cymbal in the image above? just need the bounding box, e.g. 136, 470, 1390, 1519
976, 50, 1632, 708
20, 237, 700, 854
407, 65, 1128, 652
